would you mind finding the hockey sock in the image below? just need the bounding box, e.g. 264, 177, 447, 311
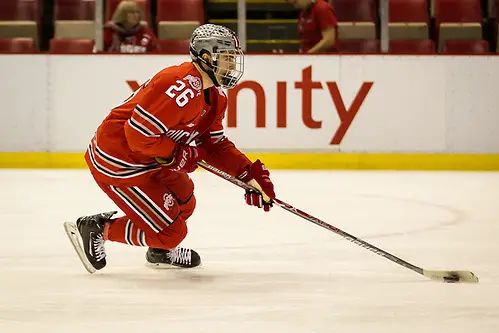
104, 216, 149, 247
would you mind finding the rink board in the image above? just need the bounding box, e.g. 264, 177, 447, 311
0, 152, 498, 170
1, 54, 499, 170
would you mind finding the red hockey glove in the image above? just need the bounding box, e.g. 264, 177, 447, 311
239, 160, 276, 212
155, 146, 205, 173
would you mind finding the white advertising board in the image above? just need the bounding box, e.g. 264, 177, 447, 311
1, 54, 498, 153
49, 54, 188, 151
0, 55, 49, 151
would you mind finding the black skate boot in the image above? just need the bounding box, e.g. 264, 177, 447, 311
64, 211, 117, 274
146, 247, 201, 268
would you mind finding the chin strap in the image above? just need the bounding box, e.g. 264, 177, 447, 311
190, 46, 220, 87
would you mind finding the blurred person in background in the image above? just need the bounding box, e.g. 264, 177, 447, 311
104, 0, 158, 53
287, 0, 338, 53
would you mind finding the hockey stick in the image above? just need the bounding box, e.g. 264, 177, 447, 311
197, 161, 479, 283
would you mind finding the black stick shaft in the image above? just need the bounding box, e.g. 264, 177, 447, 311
198, 161, 424, 277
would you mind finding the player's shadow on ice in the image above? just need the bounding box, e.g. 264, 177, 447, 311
87, 267, 423, 296
91, 268, 331, 293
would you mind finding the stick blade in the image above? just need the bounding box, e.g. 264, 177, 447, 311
423, 270, 479, 283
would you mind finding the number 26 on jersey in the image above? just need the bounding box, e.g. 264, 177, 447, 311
166, 80, 194, 108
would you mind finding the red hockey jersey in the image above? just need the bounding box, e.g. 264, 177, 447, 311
85, 61, 251, 186
103, 23, 158, 53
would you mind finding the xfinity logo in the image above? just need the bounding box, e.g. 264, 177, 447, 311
126, 66, 374, 145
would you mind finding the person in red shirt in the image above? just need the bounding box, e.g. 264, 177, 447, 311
103, 0, 158, 53
64, 24, 277, 273
287, 0, 338, 53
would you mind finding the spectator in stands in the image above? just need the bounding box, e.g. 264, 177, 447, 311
104, 0, 158, 53
287, 0, 338, 53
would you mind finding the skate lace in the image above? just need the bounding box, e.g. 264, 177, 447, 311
93, 234, 106, 261
168, 247, 191, 265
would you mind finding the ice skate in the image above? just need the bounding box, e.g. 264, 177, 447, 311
64, 211, 117, 274
146, 247, 201, 268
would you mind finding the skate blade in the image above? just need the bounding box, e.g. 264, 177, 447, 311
145, 262, 203, 269
145, 261, 179, 269
63, 222, 96, 274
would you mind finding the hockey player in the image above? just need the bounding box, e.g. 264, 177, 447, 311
64, 24, 276, 273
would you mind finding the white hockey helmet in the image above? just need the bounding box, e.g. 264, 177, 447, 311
189, 24, 244, 89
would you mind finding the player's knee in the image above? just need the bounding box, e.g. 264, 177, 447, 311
157, 216, 188, 249
154, 189, 194, 249
179, 193, 196, 221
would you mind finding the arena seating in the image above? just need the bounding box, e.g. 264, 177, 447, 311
389, 39, 436, 53
50, 38, 94, 53
54, 0, 95, 39
443, 40, 490, 54
157, 0, 204, 40
338, 40, 380, 53
0, 0, 497, 54
333, 0, 377, 41
0, 37, 35, 52
157, 39, 190, 53
0, 0, 39, 48
434, 0, 482, 51
388, 0, 429, 40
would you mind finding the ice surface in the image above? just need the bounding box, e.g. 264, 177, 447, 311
0, 169, 498, 333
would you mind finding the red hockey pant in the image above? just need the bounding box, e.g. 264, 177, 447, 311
96, 171, 196, 250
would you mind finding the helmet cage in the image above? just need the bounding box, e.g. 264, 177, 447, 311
211, 48, 244, 89
189, 24, 244, 89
